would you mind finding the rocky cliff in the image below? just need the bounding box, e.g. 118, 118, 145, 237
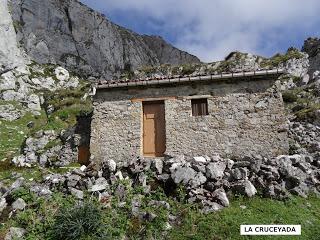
7, 0, 200, 78
302, 37, 320, 78
0, 0, 27, 73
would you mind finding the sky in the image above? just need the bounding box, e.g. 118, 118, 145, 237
80, 0, 320, 62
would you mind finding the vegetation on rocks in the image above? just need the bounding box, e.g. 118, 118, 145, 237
0, 181, 319, 240
0, 104, 47, 161
0, 63, 93, 166
42, 85, 93, 131
282, 85, 320, 122
261, 48, 305, 68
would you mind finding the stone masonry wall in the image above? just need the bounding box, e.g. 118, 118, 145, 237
91, 78, 289, 163
91, 100, 142, 163
165, 92, 288, 158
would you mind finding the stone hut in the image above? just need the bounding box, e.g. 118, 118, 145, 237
90, 69, 289, 163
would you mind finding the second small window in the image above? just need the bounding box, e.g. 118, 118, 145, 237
191, 98, 208, 116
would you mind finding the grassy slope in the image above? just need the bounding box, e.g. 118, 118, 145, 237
0, 82, 92, 163
0, 101, 48, 161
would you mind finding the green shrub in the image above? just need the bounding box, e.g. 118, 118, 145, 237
58, 110, 69, 121
139, 66, 156, 75
295, 104, 320, 121
12, 187, 36, 203
49, 201, 104, 240
282, 91, 298, 103
181, 64, 196, 75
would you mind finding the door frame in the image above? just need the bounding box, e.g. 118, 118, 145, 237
142, 100, 166, 157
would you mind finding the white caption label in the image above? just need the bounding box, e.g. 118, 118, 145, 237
240, 225, 301, 235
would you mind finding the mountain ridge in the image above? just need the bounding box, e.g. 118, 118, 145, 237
6, 0, 200, 79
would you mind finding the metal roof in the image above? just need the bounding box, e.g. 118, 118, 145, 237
96, 68, 285, 90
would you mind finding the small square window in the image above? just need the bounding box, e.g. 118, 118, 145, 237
191, 98, 208, 116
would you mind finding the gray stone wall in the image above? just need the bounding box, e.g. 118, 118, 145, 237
91, 78, 289, 163
165, 92, 288, 158
91, 100, 142, 163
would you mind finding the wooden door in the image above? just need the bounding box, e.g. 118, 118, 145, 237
78, 145, 90, 165
143, 101, 166, 157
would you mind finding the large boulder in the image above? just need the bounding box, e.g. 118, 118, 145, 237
0, 71, 16, 90
5, 227, 26, 240
0, 197, 7, 213
232, 180, 257, 197
55, 66, 69, 81
189, 172, 207, 188
206, 161, 227, 179
212, 188, 229, 207
27, 94, 41, 111
172, 166, 197, 185
12, 198, 26, 210
0, 104, 25, 121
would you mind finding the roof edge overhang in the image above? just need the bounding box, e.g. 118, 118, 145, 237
96, 69, 285, 90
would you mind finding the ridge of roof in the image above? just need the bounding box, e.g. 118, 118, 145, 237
96, 68, 285, 90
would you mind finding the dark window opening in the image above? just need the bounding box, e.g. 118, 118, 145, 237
192, 98, 209, 116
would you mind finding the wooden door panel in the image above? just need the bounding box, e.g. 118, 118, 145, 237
155, 104, 166, 155
143, 118, 155, 154
78, 145, 90, 165
143, 102, 166, 156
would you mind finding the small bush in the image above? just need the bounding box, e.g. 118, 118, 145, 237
295, 104, 320, 121
181, 64, 196, 75
282, 91, 298, 103
49, 201, 104, 240
139, 66, 156, 76
12, 187, 35, 203
58, 110, 69, 121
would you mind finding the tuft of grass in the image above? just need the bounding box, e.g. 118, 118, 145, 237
12, 20, 23, 33
12, 187, 36, 203
48, 201, 104, 240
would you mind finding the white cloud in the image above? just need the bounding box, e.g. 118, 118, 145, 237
80, 0, 320, 62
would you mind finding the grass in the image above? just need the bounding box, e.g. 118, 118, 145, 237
0, 161, 81, 187
0, 78, 92, 162
0, 101, 48, 161
49, 201, 104, 240
0, 161, 44, 186
43, 84, 93, 130
168, 195, 320, 240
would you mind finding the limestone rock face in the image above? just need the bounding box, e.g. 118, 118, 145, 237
0, 104, 25, 121
8, 0, 200, 78
283, 53, 309, 78
0, 0, 27, 73
302, 37, 320, 77
142, 35, 200, 65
